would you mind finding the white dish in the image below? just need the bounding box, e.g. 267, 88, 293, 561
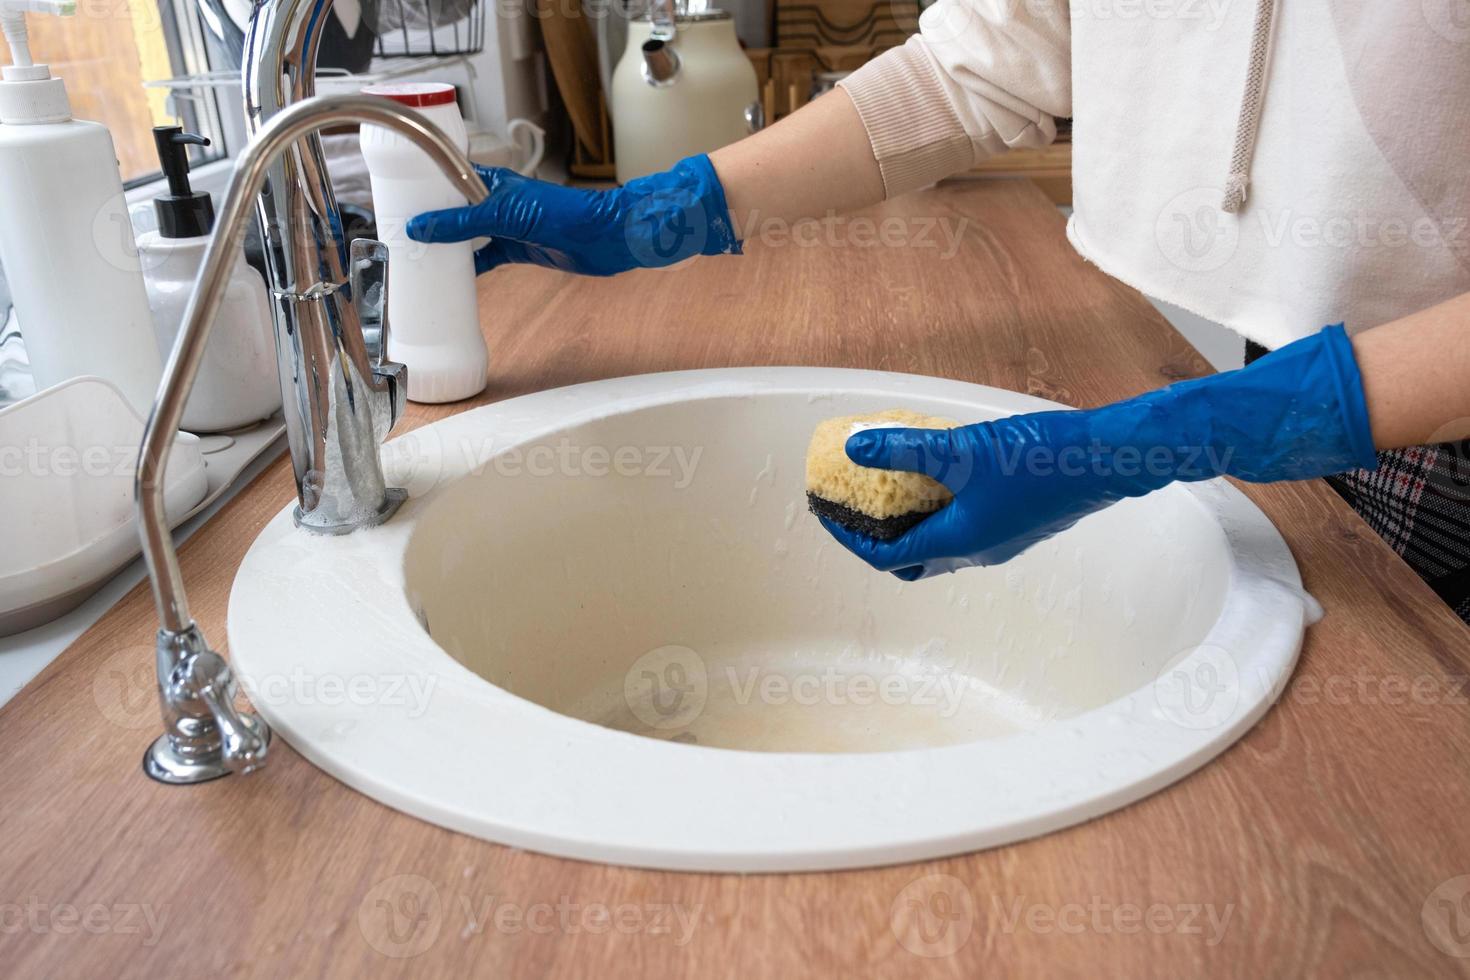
229, 369, 1315, 872
0, 376, 281, 636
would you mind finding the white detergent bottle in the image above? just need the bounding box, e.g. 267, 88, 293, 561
359, 82, 487, 404
0, 0, 164, 416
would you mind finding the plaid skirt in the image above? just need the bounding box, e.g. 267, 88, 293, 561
1246, 341, 1470, 626
1327, 447, 1470, 625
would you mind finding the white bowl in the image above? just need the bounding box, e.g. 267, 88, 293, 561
0, 376, 207, 634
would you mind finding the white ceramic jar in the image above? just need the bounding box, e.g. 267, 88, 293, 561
360, 82, 488, 404
139, 236, 281, 432
610, 10, 759, 183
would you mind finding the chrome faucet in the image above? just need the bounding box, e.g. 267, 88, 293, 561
134, 89, 487, 783
244, 0, 414, 532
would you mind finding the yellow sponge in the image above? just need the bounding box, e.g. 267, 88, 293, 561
806, 409, 955, 539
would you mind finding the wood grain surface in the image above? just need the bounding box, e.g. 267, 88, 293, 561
3, 180, 1469, 978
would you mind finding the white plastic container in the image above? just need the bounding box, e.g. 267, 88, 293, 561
0, 1, 164, 416
359, 82, 487, 404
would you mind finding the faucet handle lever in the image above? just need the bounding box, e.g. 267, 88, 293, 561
187, 650, 270, 775
143, 627, 270, 784
350, 237, 391, 366
350, 237, 408, 441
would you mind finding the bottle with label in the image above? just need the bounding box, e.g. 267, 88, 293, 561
359, 82, 488, 404
0, 0, 164, 416
137, 126, 281, 432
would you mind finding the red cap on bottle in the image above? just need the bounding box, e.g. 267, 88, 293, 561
361, 82, 458, 108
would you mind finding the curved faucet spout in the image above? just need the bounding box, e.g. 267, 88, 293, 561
134, 93, 486, 783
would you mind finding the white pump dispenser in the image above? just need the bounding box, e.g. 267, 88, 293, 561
0, 0, 164, 415
0, 0, 74, 122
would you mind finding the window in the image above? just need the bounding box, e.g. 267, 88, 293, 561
0, 0, 226, 185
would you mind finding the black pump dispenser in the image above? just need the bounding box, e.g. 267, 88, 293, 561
152, 126, 216, 239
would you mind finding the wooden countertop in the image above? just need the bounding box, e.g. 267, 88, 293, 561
4, 180, 1469, 977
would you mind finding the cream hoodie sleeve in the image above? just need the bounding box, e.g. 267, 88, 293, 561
837, 0, 1072, 199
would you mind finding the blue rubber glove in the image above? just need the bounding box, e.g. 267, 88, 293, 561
404, 154, 740, 276
822, 324, 1380, 580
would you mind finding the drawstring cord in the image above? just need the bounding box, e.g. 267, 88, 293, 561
1222, 0, 1278, 214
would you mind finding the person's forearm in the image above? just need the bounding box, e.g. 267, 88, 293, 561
709, 89, 884, 226
1351, 292, 1470, 449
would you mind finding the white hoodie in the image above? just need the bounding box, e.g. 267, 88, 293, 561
838, 0, 1470, 350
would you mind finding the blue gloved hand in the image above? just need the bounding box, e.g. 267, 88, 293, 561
821, 324, 1379, 580
404, 154, 740, 276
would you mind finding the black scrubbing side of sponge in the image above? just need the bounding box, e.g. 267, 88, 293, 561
807, 493, 932, 541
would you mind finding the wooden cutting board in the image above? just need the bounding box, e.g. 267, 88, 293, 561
536, 0, 611, 164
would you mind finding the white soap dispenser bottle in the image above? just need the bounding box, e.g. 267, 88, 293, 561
0, 0, 164, 416
137, 126, 281, 432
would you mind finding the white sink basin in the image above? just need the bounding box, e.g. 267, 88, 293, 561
229, 368, 1315, 872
